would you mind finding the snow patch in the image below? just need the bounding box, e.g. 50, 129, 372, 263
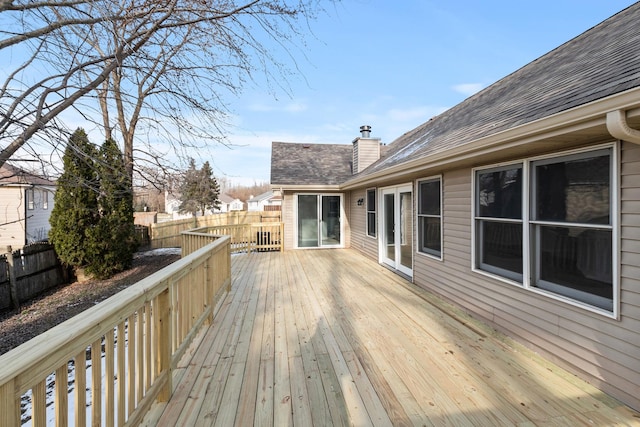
134, 247, 181, 258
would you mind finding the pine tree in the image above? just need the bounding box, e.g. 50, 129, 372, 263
49, 128, 99, 269
85, 138, 136, 278
179, 159, 221, 216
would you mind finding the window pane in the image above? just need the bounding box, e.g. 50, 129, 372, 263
478, 220, 522, 277
419, 216, 441, 255
477, 167, 522, 219
366, 189, 375, 211
367, 212, 376, 236
419, 180, 440, 215
536, 225, 612, 308
535, 154, 610, 224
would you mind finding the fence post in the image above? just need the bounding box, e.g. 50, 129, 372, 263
5, 246, 20, 311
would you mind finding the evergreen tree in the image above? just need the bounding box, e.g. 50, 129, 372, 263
49, 128, 99, 268
85, 138, 136, 278
179, 159, 221, 216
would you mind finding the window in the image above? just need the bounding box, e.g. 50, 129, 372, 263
531, 149, 613, 311
27, 188, 35, 210
417, 177, 442, 257
475, 165, 523, 281
366, 188, 376, 237
43, 191, 49, 209
473, 146, 615, 314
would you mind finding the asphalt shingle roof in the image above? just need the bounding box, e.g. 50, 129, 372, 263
270, 4, 640, 187
353, 3, 640, 180
271, 142, 353, 186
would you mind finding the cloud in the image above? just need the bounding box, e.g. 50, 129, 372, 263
452, 83, 484, 96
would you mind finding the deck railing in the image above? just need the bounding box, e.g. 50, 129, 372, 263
183, 223, 284, 255
0, 232, 231, 427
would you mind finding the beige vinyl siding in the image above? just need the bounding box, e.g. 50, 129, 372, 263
282, 192, 295, 250
408, 146, 640, 411
0, 187, 26, 248
348, 188, 378, 261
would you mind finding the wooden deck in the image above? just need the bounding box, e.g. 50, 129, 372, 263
141, 249, 639, 426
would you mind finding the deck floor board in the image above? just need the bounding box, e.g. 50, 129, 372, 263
142, 249, 640, 426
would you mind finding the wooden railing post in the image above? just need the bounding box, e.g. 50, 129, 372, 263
156, 288, 172, 402
0, 380, 19, 427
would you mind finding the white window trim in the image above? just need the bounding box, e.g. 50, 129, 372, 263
27, 188, 35, 210
365, 187, 377, 239
416, 175, 443, 261
471, 143, 619, 319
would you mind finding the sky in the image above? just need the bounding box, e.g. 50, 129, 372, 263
207, 0, 637, 185
2, 1, 637, 186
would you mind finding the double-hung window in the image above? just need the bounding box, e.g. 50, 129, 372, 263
417, 177, 442, 258
474, 146, 615, 314
531, 149, 613, 311
475, 165, 523, 281
366, 188, 376, 237
27, 188, 35, 210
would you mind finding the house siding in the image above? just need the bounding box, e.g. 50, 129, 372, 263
26, 187, 54, 243
350, 142, 640, 411
0, 187, 26, 249
282, 192, 295, 250
348, 188, 378, 261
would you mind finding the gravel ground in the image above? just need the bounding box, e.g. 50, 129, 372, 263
0, 249, 181, 356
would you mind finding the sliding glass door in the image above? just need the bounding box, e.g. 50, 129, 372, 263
297, 194, 342, 248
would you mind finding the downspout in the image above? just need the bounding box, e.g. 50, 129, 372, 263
606, 110, 640, 144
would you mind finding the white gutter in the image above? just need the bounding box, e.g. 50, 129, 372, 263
606, 109, 640, 144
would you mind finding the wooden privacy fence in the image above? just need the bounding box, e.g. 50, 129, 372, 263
150, 211, 281, 249
0, 243, 67, 311
0, 231, 230, 427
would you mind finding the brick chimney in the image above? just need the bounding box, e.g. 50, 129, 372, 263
352, 125, 381, 174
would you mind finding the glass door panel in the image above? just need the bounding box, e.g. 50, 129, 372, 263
400, 191, 413, 270
298, 194, 318, 247
321, 196, 341, 246
384, 192, 396, 262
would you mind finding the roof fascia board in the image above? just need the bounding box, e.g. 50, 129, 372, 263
342, 86, 640, 190
272, 184, 342, 192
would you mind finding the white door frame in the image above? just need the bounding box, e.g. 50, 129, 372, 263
379, 184, 413, 277
294, 193, 344, 249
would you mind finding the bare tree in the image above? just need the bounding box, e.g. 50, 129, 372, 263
1, 0, 330, 181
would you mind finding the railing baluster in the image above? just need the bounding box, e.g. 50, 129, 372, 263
32, 379, 46, 427
74, 350, 87, 427
105, 329, 115, 427
127, 314, 136, 417
55, 364, 68, 427
117, 322, 126, 425
136, 307, 144, 405
91, 338, 102, 427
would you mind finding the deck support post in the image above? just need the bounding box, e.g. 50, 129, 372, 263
0, 380, 19, 427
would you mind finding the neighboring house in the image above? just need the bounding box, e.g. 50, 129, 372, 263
271, 4, 640, 412
216, 193, 244, 213
247, 190, 282, 211
164, 190, 238, 219
0, 164, 56, 249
